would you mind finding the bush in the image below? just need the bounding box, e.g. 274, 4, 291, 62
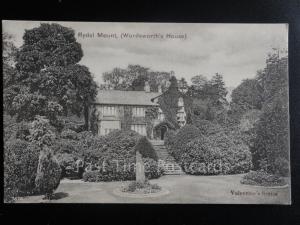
82, 158, 164, 182
274, 157, 290, 177
193, 118, 223, 136
4, 121, 31, 142
164, 130, 177, 149
4, 139, 40, 202
134, 136, 158, 161
35, 147, 62, 199
240, 171, 287, 187
179, 134, 252, 175
171, 125, 202, 161
60, 128, 79, 140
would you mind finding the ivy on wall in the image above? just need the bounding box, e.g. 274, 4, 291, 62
89, 105, 99, 135
122, 106, 133, 131
145, 106, 159, 138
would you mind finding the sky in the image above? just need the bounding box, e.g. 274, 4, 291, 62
2, 21, 288, 88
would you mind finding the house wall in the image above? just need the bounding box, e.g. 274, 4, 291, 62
94, 104, 157, 137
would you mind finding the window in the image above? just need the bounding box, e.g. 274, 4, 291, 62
131, 124, 146, 136
102, 106, 117, 116
132, 107, 145, 117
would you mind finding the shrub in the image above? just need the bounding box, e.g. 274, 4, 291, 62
240, 171, 286, 187
82, 158, 164, 182
60, 128, 79, 140
164, 130, 177, 149
274, 157, 290, 177
193, 118, 223, 136
4, 121, 31, 142
4, 139, 40, 202
134, 136, 158, 161
35, 147, 62, 199
171, 125, 202, 161
180, 134, 252, 175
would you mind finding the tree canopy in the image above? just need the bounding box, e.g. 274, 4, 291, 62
4, 23, 98, 129
101, 64, 172, 92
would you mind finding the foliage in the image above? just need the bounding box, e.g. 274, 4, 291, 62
250, 53, 289, 176
192, 118, 223, 136
4, 120, 31, 142
230, 79, 263, 121
4, 23, 98, 127
180, 135, 252, 175
60, 128, 79, 140
158, 76, 181, 128
35, 146, 62, 199
134, 137, 158, 161
82, 158, 163, 182
187, 73, 228, 123
121, 180, 162, 193
3, 32, 18, 97
28, 116, 57, 147
170, 125, 202, 161
240, 171, 286, 187
102, 64, 171, 92
164, 130, 177, 149
4, 139, 40, 202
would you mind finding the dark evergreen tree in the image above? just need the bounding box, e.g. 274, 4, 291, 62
4, 23, 98, 129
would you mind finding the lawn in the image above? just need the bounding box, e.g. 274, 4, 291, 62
15, 174, 291, 204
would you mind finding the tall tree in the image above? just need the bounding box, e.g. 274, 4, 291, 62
158, 76, 181, 128
4, 23, 98, 129
191, 74, 207, 90
251, 51, 289, 175
230, 79, 263, 121
102, 64, 172, 92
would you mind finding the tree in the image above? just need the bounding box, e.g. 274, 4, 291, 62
35, 146, 62, 199
251, 51, 289, 176
230, 79, 263, 121
191, 75, 207, 90
178, 77, 188, 93
206, 73, 228, 105
102, 64, 172, 92
4, 23, 98, 129
3, 33, 17, 88
158, 76, 181, 128
29, 116, 61, 199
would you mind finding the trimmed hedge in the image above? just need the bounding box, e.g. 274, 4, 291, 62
180, 132, 252, 175
82, 130, 163, 182
170, 125, 202, 161
166, 122, 252, 175
82, 158, 164, 182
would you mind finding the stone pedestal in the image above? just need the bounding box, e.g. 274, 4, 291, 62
136, 151, 146, 183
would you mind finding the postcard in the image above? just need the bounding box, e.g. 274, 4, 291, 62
3, 21, 290, 204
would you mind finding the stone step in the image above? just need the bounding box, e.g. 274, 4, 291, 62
151, 140, 184, 175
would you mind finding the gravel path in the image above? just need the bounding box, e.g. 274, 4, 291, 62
15, 174, 291, 204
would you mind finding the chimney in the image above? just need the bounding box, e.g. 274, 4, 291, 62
144, 81, 150, 92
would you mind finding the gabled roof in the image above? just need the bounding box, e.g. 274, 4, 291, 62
92, 90, 161, 106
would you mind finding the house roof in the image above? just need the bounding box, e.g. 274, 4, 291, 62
92, 90, 161, 106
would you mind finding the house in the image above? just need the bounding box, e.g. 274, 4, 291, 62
90, 82, 186, 139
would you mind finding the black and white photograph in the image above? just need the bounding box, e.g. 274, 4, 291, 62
3, 20, 291, 204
